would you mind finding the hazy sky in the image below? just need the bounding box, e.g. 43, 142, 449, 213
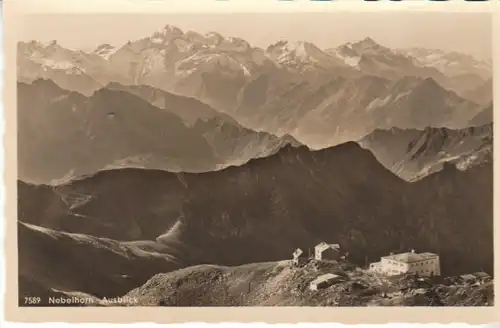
18, 12, 492, 59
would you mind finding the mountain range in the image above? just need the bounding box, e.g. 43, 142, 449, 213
16, 24, 494, 306
359, 123, 493, 181
18, 26, 491, 147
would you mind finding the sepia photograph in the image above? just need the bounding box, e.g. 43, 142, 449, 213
3, 0, 499, 323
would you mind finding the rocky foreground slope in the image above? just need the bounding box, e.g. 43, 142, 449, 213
20, 257, 493, 307
123, 260, 493, 307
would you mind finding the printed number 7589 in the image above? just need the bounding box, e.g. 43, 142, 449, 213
24, 297, 41, 305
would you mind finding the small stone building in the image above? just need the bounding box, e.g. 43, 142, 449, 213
309, 273, 343, 291
314, 242, 341, 261
472, 272, 491, 283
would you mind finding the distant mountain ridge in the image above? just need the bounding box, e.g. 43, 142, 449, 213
18, 79, 300, 184
359, 123, 493, 181
462, 79, 493, 106
235, 74, 482, 148
19, 32, 490, 99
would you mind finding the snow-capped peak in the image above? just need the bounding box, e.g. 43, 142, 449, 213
227, 36, 250, 48
149, 24, 184, 44
285, 41, 311, 59
42, 40, 59, 48
400, 47, 492, 79
159, 24, 184, 36
332, 37, 405, 68
266, 40, 348, 72
267, 40, 318, 61
358, 37, 378, 47
349, 37, 384, 54
18, 40, 44, 52
21, 40, 62, 53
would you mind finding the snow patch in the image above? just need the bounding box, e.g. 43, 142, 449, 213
392, 90, 411, 103
151, 37, 164, 44
239, 63, 251, 76
276, 41, 315, 63
39, 58, 77, 70
173, 39, 192, 53
331, 49, 360, 68
289, 42, 309, 61
342, 55, 361, 68
175, 53, 251, 77
366, 94, 392, 111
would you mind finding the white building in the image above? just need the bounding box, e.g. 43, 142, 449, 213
314, 242, 341, 261
369, 250, 441, 277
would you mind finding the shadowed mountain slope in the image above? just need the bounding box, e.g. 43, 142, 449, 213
18, 142, 493, 278
18, 221, 184, 299
18, 79, 300, 184
18, 79, 217, 184
103, 82, 303, 165
104, 82, 239, 126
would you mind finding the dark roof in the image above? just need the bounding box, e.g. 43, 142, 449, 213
315, 242, 340, 253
